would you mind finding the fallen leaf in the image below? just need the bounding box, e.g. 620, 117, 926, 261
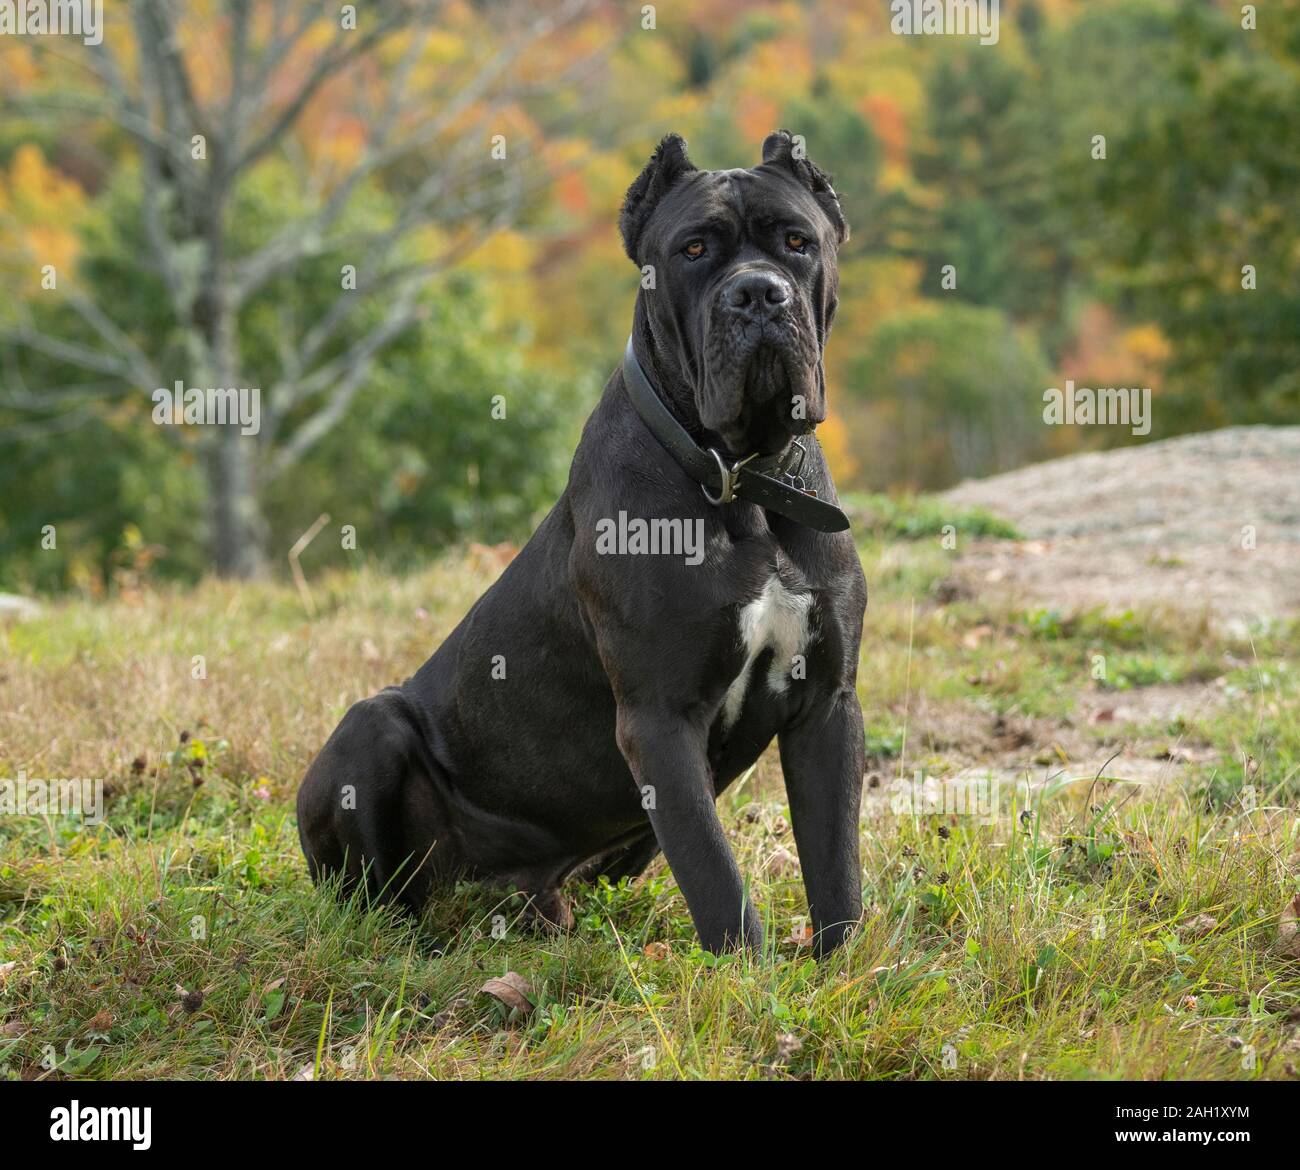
643, 941, 672, 961
87, 1010, 113, 1032
766, 845, 800, 876
1180, 913, 1218, 939
480, 972, 534, 1015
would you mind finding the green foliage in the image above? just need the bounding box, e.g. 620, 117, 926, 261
844, 303, 1053, 489
910, 39, 1080, 345
0, 164, 576, 590
263, 278, 581, 571
1050, 1, 1300, 426
847, 491, 1020, 541
4, 0, 1298, 587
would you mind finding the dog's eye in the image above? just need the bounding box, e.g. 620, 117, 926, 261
683, 240, 706, 260
785, 233, 807, 253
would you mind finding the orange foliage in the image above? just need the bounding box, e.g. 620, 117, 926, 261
736, 96, 782, 145
817, 408, 858, 484
1059, 303, 1169, 389
556, 171, 591, 217
861, 94, 908, 165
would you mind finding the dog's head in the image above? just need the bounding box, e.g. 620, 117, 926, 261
620, 130, 849, 455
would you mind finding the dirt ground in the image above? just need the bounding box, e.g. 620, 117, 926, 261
942, 425, 1300, 628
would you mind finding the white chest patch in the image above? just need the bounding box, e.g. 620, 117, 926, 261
721, 574, 813, 731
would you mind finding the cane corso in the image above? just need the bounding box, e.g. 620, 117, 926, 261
297, 131, 867, 955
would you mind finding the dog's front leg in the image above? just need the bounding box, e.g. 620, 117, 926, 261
615, 706, 762, 953
778, 689, 865, 957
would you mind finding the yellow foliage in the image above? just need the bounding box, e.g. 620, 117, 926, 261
651, 92, 706, 136
579, 152, 638, 220
422, 29, 468, 67
407, 225, 453, 266
4, 144, 85, 221
832, 256, 925, 342
21, 226, 79, 280
0, 41, 38, 86
0, 145, 85, 286
464, 230, 538, 330
467, 230, 535, 276
817, 408, 857, 484
1122, 324, 1171, 366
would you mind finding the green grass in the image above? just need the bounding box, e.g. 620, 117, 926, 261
1, 515, 1298, 1080
843, 491, 1022, 542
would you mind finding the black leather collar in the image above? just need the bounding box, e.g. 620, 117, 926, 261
621, 336, 851, 534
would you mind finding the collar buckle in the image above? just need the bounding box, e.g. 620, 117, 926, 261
701, 448, 758, 506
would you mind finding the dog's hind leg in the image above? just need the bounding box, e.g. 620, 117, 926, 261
297, 689, 451, 914
593, 832, 662, 884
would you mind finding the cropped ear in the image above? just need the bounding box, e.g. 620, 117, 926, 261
760, 129, 849, 246
619, 133, 697, 262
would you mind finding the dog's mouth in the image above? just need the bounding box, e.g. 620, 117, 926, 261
699, 320, 822, 454
741, 339, 796, 404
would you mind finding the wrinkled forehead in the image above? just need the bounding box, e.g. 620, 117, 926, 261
646, 165, 828, 245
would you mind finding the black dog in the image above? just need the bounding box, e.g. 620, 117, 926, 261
297, 131, 867, 955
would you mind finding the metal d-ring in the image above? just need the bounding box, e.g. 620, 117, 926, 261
701, 448, 757, 506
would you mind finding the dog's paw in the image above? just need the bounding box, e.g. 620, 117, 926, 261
521, 889, 575, 934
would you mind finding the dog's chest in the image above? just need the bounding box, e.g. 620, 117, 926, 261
721, 574, 813, 730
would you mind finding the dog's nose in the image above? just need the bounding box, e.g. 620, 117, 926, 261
723, 270, 791, 318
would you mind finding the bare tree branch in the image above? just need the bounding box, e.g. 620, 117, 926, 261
232, 2, 426, 178
228, 0, 593, 304
141, 0, 211, 144
1, 322, 133, 379
265, 280, 423, 480
0, 0, 620, 577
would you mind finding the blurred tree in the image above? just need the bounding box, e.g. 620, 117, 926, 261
1062, 1, 1300, 427
1, 0, 599, 579
908, 41, 1081, 357
3, 0, 1296, 586
0, 161, 575, 592
843, 303, 1052, 490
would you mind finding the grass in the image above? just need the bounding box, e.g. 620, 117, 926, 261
2, 502, 1299, 1080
